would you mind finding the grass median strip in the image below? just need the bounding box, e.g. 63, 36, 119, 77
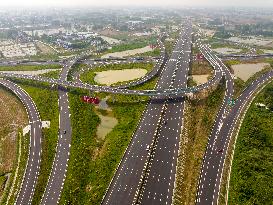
173, 84, 225, 205
59, 72, 156, 204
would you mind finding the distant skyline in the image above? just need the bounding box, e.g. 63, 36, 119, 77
0, 0, 273, 8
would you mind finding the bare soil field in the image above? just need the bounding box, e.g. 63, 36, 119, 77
94, 68, 147, 85
0, 88, 28, 196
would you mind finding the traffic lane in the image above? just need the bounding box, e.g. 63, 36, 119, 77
140, 99, 185, 205
102, 100, 166, 205
139, 27, 191, 204
102, 52, 172, 203
16, 121, 42, 205
41, 90, 72, 205
196, 71, 273, 204
102, 28, 187, 204
0, 79, 42, 205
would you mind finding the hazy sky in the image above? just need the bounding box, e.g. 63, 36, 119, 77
0, 0, 272, 7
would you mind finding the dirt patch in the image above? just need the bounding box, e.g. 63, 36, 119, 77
96, 114, 118, 140
0, 88, 27, 196
213, 47, 242, 55
1, 69, 61, 76
94, 69, 147, 86
101, 46, 154, 58
232, 63, 270, 81
192, 75, 210, 85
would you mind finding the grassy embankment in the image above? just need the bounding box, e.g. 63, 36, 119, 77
59, 63, 157, 204
0, 64, 61, 71
228, 82, 273, 204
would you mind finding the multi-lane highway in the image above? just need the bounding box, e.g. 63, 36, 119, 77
0, 79, 42, 205
101, 22, 192, 205
136, 22, 192, 205
2, 20, 266, 205
41, 62, 73, 204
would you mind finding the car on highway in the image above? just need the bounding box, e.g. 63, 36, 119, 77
63, 130, 67, 134
146, 145, 150, 151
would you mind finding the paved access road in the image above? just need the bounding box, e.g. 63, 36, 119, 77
101, 23, 192, 205
136, 22, 192, 205
0, 79, 42, 205
40, 62, 73, 205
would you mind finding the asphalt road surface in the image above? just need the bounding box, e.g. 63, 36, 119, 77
0, 79, 42, 205
40, 63, 73, 205
101, 22, 192, 205
136, 22, 192, 205
196, 69, 273, 204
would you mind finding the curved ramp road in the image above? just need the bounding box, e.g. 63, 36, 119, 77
117, 37, 167, 89
0, 79, 42, 205
194, 44, 234, 204
72, 37, 167, 88
41, 64, 72, 205
0, 63, 222, 96
196, 69, 273, 205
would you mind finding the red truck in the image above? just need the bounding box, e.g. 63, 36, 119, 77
81, 96, 100, 105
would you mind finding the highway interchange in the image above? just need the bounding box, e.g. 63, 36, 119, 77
0, 21, 272, 205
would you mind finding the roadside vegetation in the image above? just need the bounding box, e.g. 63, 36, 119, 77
2, 132, 30, 205
228, 82, 273, 204
0, 64, 61, 71
60, 69, 157, 204
40, 70, 61, 79
105, 36, 157, 53
67, 63, 88, 81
